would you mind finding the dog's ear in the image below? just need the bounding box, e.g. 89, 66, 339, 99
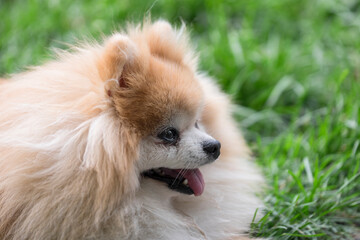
147, 20, 185, 64
98, 34, 138, 96
150, 20, 174, 36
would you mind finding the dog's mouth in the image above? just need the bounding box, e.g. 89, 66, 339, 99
142, 168, 204, 196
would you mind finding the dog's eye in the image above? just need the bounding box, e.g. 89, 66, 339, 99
158, 128, 179, 144
195, 121, 199, 129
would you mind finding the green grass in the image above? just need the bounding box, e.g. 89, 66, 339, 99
1, 0, 359, 239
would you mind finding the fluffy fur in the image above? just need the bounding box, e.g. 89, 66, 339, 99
0, 20, 263, 240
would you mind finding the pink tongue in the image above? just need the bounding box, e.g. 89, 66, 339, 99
183, 169, 205, 196
162, 168, 205, 196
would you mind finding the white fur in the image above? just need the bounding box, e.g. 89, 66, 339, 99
138, 125, 217, 171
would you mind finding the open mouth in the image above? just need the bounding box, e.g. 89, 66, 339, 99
142, 168, 205, 196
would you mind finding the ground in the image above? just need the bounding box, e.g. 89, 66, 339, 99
0, 0, 359, 239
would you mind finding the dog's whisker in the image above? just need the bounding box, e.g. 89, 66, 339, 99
171, 168, 186, 187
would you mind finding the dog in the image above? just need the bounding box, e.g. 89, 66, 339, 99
0, 20, 263, 240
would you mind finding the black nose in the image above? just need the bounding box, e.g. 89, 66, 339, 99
202, 140, 221, 160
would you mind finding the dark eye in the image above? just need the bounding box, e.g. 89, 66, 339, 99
158, 128, 179, 144
195, 120, 199, 129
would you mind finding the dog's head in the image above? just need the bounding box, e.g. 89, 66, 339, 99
94, 20, 220, 196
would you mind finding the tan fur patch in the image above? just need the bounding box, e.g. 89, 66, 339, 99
99, 23, 203, 135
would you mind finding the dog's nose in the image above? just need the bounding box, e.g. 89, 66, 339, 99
202, 140, 221, 160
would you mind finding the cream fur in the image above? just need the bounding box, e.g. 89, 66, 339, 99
0, 20, 263, 240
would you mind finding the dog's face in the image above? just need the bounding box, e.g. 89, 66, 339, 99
138, 115, 220, 171
138, 111, 221, 196
100, 21, 220, 196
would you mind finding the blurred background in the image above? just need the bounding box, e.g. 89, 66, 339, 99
1, 0, 359, 239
